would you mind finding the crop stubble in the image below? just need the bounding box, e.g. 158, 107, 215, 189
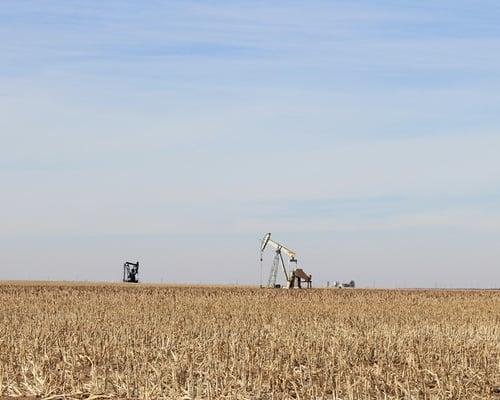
0, 283, 499, 399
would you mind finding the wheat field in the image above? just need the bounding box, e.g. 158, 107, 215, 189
0, 282, 499, 399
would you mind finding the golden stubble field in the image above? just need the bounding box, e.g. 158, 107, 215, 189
0, 282, 499, 400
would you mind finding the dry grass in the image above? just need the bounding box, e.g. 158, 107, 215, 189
0, 282, 499, 399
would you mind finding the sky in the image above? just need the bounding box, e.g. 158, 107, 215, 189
1, 1, 499, 287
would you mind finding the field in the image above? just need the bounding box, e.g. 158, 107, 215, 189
0, 282, 499, 399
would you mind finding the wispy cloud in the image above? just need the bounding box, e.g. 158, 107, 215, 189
1, 1, 499, 285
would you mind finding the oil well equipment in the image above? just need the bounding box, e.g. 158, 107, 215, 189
123, 261, 139, 283
328, 280, 355, 288
260, 233, 312, 289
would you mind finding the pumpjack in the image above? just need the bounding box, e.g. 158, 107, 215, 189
123, 261, 139, 283
259, 233, 312, 289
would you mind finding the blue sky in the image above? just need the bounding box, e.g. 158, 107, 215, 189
1, 1, 499, 286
